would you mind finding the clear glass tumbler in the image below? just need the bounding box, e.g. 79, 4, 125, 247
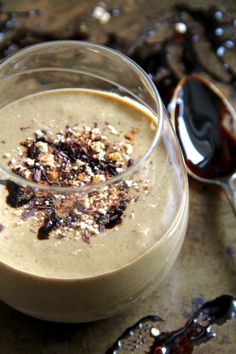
0, 41, 189, 322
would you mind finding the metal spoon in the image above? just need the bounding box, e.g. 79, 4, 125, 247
171, 74, 236, 215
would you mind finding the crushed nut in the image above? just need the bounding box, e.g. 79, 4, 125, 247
125, 128, 139, 141
125, 180, 133, 187
39, 153, 55, 167
26, 158, 35, 166
93, 174, 106, 184
107, 124, 119, 135
35, 130, 44, 138
5, 121, 145, 242
91, 141, 105, 153
107, 152, 122, 161
35, 141, 48, 153
124, 143, 133, 155
76, 159, 85, 167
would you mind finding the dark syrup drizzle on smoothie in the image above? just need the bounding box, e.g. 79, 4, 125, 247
107, 295, 236, 354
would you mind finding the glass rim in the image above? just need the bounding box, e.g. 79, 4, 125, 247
0, 40, 164, 194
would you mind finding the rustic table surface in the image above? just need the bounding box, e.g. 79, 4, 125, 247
0, 0, 235, 353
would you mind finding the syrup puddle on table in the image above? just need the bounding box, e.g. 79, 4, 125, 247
106, 295, 236, 354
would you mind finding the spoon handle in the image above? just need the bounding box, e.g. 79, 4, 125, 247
221, 173, 236, 216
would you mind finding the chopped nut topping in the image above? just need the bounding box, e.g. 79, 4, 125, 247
76, 159, 85, 167
107, 124, 119, 135
39, 153, 55, 167
5, 122, 145, 242
125, 180, 133, 187
80, 197, 90, 209
91, 141, 105, 153
35, 130, 44, 138
47, 170, 59, 182
35, 141, 49, 153
26, 158, 35, 166
125, 128, 139, 141
107, 152, 122, 161
124, 143, 133, 155
93, 174, 106, 184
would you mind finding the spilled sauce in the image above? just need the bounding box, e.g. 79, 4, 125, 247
107, 295, 236, 354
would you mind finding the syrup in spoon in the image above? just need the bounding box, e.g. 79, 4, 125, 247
171, 74, 236, 215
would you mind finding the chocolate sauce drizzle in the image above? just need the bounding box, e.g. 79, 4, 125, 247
5, 181, 130, 240
106, 295, 236, 354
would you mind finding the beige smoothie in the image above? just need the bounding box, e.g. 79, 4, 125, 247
0, 89, 188, 322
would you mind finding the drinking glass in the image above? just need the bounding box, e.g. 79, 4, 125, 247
0, 41, 189, 322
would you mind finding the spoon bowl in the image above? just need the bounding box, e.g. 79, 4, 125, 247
171, 74, 236, 215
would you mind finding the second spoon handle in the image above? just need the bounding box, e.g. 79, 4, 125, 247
221, 173, 236, 216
